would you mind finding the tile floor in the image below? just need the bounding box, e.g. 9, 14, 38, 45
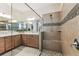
2, 46, 25, 56
2, 46, 62, 56
16, 47, 40, 56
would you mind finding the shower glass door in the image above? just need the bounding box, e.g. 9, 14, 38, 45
0, 3, 41, 56
11, 3, 41, 56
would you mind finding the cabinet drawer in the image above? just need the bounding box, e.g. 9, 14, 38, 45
12, 35, 21, 47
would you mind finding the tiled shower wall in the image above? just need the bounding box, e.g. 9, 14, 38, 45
41, 12, 62, 52
40, 3, 79, 54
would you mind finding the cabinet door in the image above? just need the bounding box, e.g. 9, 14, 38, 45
11, 36, 15, 48
33, 35, 39, 48
35, 35, 39, 48
22, 34, 39, 48
0, 37, 5, 54
14, 35, 21, 47
28, 35, 34, 47
29, 35, 39, 48
26, 35, 30, 46
22, 34, 27, 45
5, 36, 11, 51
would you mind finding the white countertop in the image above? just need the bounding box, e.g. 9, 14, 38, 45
0, 31, 39, 37
21, 32, 39, 35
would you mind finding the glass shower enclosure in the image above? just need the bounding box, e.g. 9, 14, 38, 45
0, 3, 42, 56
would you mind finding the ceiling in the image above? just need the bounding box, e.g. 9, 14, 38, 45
0, 3, 62, 22
0, 3, 11, 15
28, 3, 61, 14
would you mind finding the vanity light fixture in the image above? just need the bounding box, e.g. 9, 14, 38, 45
8, 20, 17, 23
12, 20, 17, 23
0, 13, 11, 19
27, 22, 32, 24
0, 22, 5, 24
27, 18, 35, 21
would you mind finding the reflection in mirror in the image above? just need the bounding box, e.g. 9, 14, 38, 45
0, 3, 12, 56
11, 3, 41, 32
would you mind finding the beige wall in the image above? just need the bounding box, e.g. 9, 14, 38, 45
61, 15, 79, 55
59, 3, 79, 55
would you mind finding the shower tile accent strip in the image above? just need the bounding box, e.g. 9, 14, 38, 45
43, 23, 60, 26
43, 4, 79, 26
60, 4, 79, 25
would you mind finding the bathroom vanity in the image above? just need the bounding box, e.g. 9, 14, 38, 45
22, 33, 39, 48
0, 31, 39, 54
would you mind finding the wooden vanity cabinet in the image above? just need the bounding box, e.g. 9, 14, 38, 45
33, 35, 39, 48
0, 34, 39, 54
25, 35, 31, 46
5, 36, 12, 51
11, 38, 15, 49
22, 34, 39, 48
22, 34, 29, 45
5, 35, 21, 51
14, 35, 21, 47
22, 34, 26, 45
29, 35, 39, 48
0, 37, 5, 54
